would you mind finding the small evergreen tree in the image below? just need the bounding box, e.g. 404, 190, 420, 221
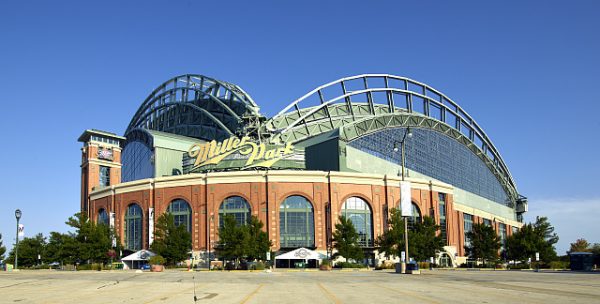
215, 215, 249, 267
150, 213, 192, 266
66, 213, 116, 264
0, 233, 6, 261
505, 216, 559, 264
246, 216, 272, 261
376, 208, 405, 259
377, 209, 444, 262
410, 216, 444, 262
332, 216, 364, 263
46, 231, 78, 265
8, 233, 47, 267
464, 223, 501, 266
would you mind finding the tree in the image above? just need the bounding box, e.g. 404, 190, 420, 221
376, 208, 405, 259
505, 216, 559, 263
66, 213, 116, 264
46, 231, 77, 265
150, 213, 192, 266
215, 215, 249, 266
0, 233, 6, 261
245, 216, 272, 261
410, 216, 444, 262
569, 238, 591, 253
376, 209, 443, 262
8, 233, 47, 267
332, 216, 364, 263
464, 223, 501, 266
533, 216, 559, 262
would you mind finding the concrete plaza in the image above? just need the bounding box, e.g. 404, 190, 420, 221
0, 269, 599, 303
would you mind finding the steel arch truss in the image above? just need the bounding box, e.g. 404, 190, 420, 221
264, 74, 518, 201
126, 74, 260, 141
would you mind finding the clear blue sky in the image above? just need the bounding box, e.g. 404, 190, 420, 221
0, 0, 598, 256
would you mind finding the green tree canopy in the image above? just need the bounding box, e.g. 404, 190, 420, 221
569, 238, 591, 253
505, 216, 559, 263
410, 216, 444, 262
215, 215, 250, 263
464, 223, 501, 265
376, 208, 405, 259
0, 233, 6, 261
376, 208, 444, 262
45, 231, 78, 265
246, 216, 272, 261
150, 213, 192, 266
65, 212, 117, 264
8, 233, 46, 267
215, 215, 271, 266
332, 216, 364, 262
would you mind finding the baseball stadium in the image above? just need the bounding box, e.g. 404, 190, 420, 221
78, 74, 527, 268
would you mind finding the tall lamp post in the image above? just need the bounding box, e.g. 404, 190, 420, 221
393, 127, 412, 273
14, 209, 22, 270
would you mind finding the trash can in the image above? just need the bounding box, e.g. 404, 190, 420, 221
407, 262, 419, 272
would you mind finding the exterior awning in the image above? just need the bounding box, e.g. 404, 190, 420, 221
121, 249, 156, 261
275, 248, 326, 260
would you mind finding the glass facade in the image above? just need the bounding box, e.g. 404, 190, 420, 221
125, 204, 143, 251
348, 127, 510, 206
438, 193, 447, 244
463, 213, 473, 248
121, 140, 154, 183
219, 196, 251, 228
279, 195, 314, 248
99, 166, 110, 188
341, 197, 373, 247
168, 199, 192, 232
97, 208, 109, 225
483, 218, 492, 226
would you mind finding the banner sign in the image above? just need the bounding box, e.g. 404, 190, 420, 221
109, 212, 116, 247
188, 136, 294, 170
97, 147, 114, 161
400, 181, 412, 217
18, 224, 24, 237
148, 208, 154, 246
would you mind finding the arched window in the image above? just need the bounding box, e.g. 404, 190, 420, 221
406, 203, 422, 230
168, 199, 192, 233
279, 195, 314, 248
341, 197, 374, 247
97, 208, 109, 225
219, 196, 251, 227
125, 203, 143, 251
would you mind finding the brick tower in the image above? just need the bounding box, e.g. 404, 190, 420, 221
78, 129, 125, 217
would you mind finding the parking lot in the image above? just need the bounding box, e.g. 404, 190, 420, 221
1, 269, 599, 303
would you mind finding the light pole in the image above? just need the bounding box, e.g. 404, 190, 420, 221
15, 209, 22, 270
393, 127, 413, 273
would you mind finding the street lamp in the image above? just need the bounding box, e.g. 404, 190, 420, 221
15, 209, 22, 270
393, 127, 413, 273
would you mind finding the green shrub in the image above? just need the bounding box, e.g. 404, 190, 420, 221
149, 255, 166, 265
334, 262, 366, 268
320, 259, 331, 266
549, 261, 568, 269
418, 262, 430, 269
254, 261, 265, 270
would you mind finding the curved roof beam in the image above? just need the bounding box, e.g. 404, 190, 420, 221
128, 102, 234, 137
127, 74, 260, 134
127, 86, 242, 132
266, 74, 516, 196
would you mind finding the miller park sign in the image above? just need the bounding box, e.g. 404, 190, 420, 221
188, 136, 296, 170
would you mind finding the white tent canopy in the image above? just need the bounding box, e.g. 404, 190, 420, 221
275, 248, 326, 261
121, 250, 156, 269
